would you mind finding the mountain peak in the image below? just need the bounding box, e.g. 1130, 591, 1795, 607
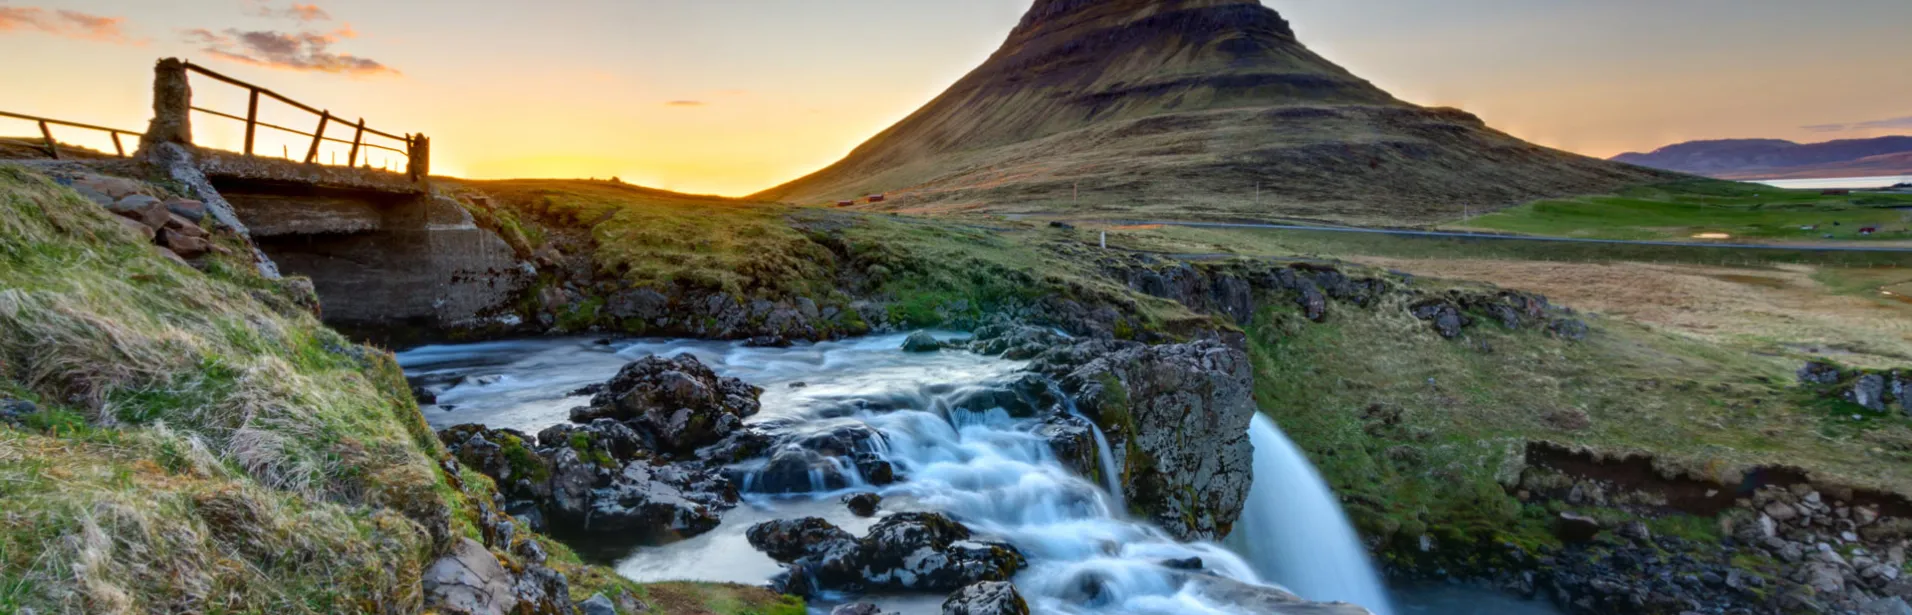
753, 0, 1669, 223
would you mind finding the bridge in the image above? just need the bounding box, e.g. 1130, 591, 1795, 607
6, 58, 525, 334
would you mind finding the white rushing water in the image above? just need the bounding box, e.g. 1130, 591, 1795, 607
1234, 414, 1395, 615
398, 334, 1405, 615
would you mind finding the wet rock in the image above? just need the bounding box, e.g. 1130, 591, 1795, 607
903, 330, 944, 352
748, 513, 1024, 596
942, 581, 1029, 615
745, 335, 792, 348
538, 419, 646, 464
1180, 575, 1372, 614
1554, 512, 1601, 543
577, 459, 734, 538
1160, 556, 1204, 570
745, 424, 889, 494
1063, 339, 1254, 541
424, 538, 519, 615
1035, 414, 1101, 483
576, 354, 762, 455
844, 492, 883, 517
747, 517, 858, 563
832, 604, 896, 615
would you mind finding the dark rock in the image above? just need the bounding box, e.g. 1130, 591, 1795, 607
903, 330, 944, 353
574, 459, 734, 538
745, 335, 792, 348
1160, 556, 1204, 570
1799, 361, 1845, 386
508, 564, 573, 615
1062, 340, 1254, 541
832, 604, 895, 615
747, 513, 1024, 596
1546, 318, 1590, 342
1410, 300, 1469, 339
747, 517, 858, 562
942, 581, 1029, 615
844, 492, 883, 517
1035, 413, 1101, 483
1616, 520, 1652, 543
577, 354, 762, 456
1555, 512, 1602, 543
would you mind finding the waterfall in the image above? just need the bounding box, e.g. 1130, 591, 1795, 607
1235, 414, 1395, 615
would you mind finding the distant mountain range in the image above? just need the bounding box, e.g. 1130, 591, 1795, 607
1611, 136, 1912, 180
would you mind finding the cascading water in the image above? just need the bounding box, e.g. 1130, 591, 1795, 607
399, 334, 1400, 614
1232, 414, 1396, 615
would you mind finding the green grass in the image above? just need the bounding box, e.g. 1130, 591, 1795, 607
1243, 282, 1912, 563
1457, 180, 1912, 243
0, 165, 798, 614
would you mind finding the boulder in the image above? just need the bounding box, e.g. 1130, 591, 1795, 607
579, 594, 617, 615
114, 215, 156, 242
903, 330, 944, 353
159, 227, 211, 258
163, 198, 207, 222
747, 513, 1024, 596
742, 423, 891, 494
942, 581, 1029, 615
1182, 575, 1374, 614
844, 492, 883, 517
1547, 318, 1590, 342
1062, 340, 1254, 541
833, 604, 896, 615
573, 457, 733, 537
423, 538, 519, 615
1554, 512, 1602, 543
1851, 373, 1889, 411
577, 354, 763, 455
1409, 300, 1469, 339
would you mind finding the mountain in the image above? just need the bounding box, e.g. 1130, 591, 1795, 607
754, 0, 1672, 224
1612, 136, 1912, 179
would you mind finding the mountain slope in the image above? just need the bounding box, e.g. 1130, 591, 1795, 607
754, 0, 1672, 224
1612, 136, 1912, 178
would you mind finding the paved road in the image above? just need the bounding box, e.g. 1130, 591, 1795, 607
1096, 220, 1912, 253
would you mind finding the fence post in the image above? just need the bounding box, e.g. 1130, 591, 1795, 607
244, 88, 260, 156
303, 111, 330, 164
407, 133, 431, 183
140, 58, 192, 153
110, 133, 125, 157
38, 120, 59, 160
347, 118, 364, 167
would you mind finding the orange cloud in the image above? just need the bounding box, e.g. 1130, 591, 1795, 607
185, 27, 397, 76
247, 1, 333, 23
0, 7, 138, 44
666, 100, 708, 107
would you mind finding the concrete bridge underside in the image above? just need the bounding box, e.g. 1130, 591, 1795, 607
206, 154, 525, 333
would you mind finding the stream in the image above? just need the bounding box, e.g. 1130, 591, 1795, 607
398, 334, 1560, 615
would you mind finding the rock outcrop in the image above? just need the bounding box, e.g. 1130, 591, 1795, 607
942, 581, 1030, 615
747, 513, 1025, 596
1062, 339, 1255, 541
1798, 361, 1911, 415
572, 354, 764, 455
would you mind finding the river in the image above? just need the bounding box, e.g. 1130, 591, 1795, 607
397, 335, 1560, 615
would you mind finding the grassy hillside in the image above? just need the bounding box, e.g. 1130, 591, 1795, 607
1455, 180, 1912, 242
1241, 273, 1912, 569
0, 165, 795, 614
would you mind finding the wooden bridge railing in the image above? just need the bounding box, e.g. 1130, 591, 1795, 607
0, 110, 140, 159
156, 58, 430, 182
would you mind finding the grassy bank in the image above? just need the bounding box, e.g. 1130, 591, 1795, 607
1242, 280, 1912, 562
446, 178, 1205, 335
0, 165, 793, 614
1452, 180, 1912, 243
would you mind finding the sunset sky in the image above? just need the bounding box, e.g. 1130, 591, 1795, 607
3, 0, 1909, 196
